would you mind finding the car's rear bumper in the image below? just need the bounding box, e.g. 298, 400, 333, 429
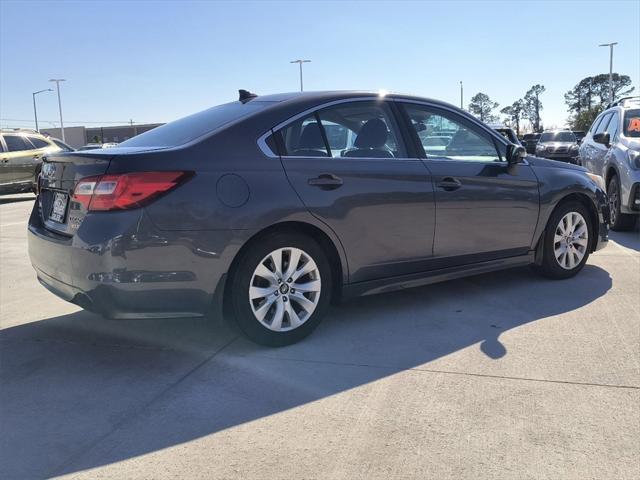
27, 202, 245, 319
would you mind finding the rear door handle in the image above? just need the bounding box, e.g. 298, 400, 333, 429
436, 177, 462, 191
308, 173, 343, 190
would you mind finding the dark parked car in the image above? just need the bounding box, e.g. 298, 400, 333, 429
535, 130, 580, 163
573, 131, 586, 144
28, 91, 610, 346
522, 133, 541, 154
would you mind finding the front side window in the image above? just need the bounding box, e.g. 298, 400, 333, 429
3, 135, 34, 152
623, 109, 640, 138
605, 112, 619, 141
402, 104, 501, 162
280, 101, 405, 159
594, 113, 611, 135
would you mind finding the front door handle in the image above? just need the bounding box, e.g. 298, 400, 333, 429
436, 177, 462, 191
308, 173, 343, 190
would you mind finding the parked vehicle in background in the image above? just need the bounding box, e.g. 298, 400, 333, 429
0, 129, 64, 195
28, 90, 609, 346
77, 142, 119, 151
579, 96, 640, 230
492, 126, 522, 145
535, 130, 579, 163
573, 131, 586, 144
48, 138, 74, 152
522, 133, 541, 154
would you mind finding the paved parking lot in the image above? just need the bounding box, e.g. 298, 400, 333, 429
1, 193, 638, 479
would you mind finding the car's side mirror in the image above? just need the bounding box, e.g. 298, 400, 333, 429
593, 132, 610, 147
507, 144, 527, 164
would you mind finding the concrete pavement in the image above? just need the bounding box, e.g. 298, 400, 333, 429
1, 194, 638, 479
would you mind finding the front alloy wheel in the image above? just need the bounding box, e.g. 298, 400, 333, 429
553, 212, 588, 270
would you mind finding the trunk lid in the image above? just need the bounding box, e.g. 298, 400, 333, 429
38, 150, 113, 236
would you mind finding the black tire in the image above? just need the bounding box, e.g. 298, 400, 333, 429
535, 201, 593, 279
228, 231, 332, 347
607, 175, 636, 231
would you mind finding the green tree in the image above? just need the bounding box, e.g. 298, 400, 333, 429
500, 99, 525, 135
468, 93, 499, 123
523, 85, 545, 133
569, 104, 605, 132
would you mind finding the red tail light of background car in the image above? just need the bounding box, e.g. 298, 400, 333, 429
72, 171, 192, 211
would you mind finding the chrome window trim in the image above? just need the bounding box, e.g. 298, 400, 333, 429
257, 129, 277, 158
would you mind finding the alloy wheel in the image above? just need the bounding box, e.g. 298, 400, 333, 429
554, 212, 589, 270
249, 247, 321, 332
608, 180, 618, 225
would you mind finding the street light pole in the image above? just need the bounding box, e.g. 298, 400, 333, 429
598, 42, 618, 104
290, 60, 311, 91
460, 81, 463, 109
49, 79, 66, 141
32, 88, 52, 132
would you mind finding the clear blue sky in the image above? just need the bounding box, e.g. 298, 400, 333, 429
1, 0, 638, 130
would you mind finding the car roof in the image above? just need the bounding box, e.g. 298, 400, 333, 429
249, 90, 460, 110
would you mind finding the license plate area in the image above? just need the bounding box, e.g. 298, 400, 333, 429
49, 191, 69, 223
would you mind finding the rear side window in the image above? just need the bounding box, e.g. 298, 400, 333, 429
280, 101, 406, 159
28, 136, 50, 148
3, 135, 34, 152
118, 101, 271, 148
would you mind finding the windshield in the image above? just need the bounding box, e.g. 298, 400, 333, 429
119, 101, 271, 148
539, 131, 576, 142
623, 109, 640, 138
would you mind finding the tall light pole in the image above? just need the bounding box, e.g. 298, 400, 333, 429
32, 88, 52, 132
290, 59, 311, 92
49, 79, 66, 141
598, 42, 618, 104
460, 81, 463, 109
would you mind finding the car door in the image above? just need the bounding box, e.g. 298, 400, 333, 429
277, 99, 436, 283
2, 134, 40, 185
0, 136, 10, 186
399, 102, 540, 264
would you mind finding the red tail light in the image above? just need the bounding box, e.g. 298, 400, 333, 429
73, 171, 191, 211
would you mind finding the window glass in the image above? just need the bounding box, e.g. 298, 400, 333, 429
623, 109, 640, 138
281, 114, 330, 157
4, 135, 34, 152
118, 101, 272, 148
403, 104, 501, 162
52, 139, 73, 151
605, 112, 619, 141
539, 131, 576, 142
28, 136, 50, 149
0, 139, 5, 152
594, 113, 611, 135
316, 102, 405, 158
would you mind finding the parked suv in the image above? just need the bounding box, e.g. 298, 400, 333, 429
535, 130, 579, 163
0, 129, 65, 195
522, 133, 541, 154
579, 97, 640, 230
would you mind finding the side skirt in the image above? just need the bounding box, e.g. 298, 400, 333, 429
342, 252, 535, 299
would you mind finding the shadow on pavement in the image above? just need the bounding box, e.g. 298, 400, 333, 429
0, 264, 612, 478
609, 229, 640, 252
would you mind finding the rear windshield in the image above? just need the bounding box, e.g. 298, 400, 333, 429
539, 131, 576, 142
119, 101, 271, 148
623, 109, 640, 138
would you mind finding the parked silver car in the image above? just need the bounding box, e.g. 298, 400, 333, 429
579, 97, 640, 230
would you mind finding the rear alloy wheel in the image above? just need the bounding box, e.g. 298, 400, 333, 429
607, 175, 636, 231
535, 201, 592, 279
229, 232, 332, 346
